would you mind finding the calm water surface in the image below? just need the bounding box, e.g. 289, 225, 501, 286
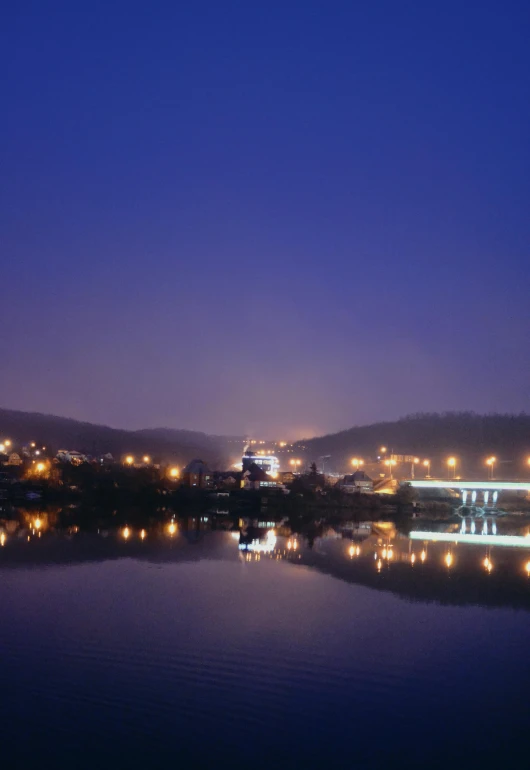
1, 528, 529, 768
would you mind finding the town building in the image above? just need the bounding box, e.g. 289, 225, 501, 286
181, 459, 213, 488
242, 449, 280, 476
241, 463, 279, 490
56, 449, 89, 465
339, 470, 374, 494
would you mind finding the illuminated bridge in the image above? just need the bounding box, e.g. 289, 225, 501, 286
409, 480, 530, 493
407, 479, 530, 536
409, 478, 530, 506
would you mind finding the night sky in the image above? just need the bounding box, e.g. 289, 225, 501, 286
2, 1, 529, 438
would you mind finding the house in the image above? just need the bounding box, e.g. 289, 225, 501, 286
181, 459, 213, 488
56, 449, 89, 465
7, 453, 23, 466
242, 463, 278, 490
339, 470, 374, 494
213, 471, 240, 489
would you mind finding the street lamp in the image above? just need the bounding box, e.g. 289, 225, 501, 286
423, 459, 431, 478
411, 457, 420, 479
447, 457, 457, 479
486, 456, 496, 480
125, 455, 134, 466
384, 458, 397, 479
351, 458, 364, 470
169, 467, 179, 478
143, 455, 150, 464
290, 459, 302, 473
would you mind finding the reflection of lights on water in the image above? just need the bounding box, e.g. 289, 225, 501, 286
420, 550, 427, 563
349, 545, 355, 558
34, 518, 42, 530
0, 533, 5, 547
140, 529, 146, 540
122, 527, 131, 540
483, 557, 493, 573
168, 522, 177, 536
238, 530, 277, 554
410, 553, 416, 565
444, 552, 453, 568
376, 559, 382, 572
525, 561, 530, 576
348, 544, 361, 558
387, 548, 393, 560
382, 548, 387, 559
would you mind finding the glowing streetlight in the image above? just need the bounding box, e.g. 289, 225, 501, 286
0, 444, 5, 453
36, 462, 45, 473
125, 456, 134, 466
380, 446, 387, 454
143, 455, 150, 464
168, 521, 177, 536
486, 456, 496, 479
351, 458, 364, 469
290, 459, 302, 473
423, 459, 431, 477
34, 518, 42, 530
410, 457, 420, 479
122, 527, 131, 540
447, 457, 457, 479
4, 440, 11, 447
169, 467, 179, 478
384, 458, 397, 479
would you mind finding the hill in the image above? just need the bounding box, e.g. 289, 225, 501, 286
0, 408, 242, 467
295, 412, 530, 477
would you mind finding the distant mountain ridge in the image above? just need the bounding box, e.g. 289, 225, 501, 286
0, 408, 243, 466
294, 412, 530, 475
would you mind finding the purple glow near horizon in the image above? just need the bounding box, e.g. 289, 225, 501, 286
2, 2, 529, 438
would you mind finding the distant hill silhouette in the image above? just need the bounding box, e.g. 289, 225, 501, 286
0, 408, 242, 466
295, 412, 530, 476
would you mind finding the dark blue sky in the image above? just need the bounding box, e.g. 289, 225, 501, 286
2, 1, 529, 438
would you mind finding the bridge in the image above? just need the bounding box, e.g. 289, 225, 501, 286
408, 478, 530, 507
408, 480, 530, 492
